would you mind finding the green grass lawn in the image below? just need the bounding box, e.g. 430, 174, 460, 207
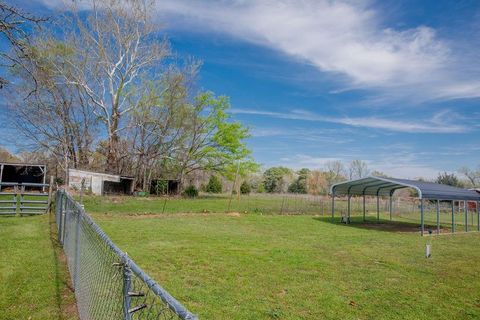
0, 215, 78, 320
80, 193, 331, 215
87, 206, 480, 319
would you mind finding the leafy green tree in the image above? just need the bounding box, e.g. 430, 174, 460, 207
288, 168, 310, 194
263, 167, 293, 193
206, 175, 222, 193
176, 92, 258, 187
240, 181, 251, 194
436, 172, 464, 188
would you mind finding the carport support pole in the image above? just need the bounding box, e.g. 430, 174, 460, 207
420, 198, 424, 236
477, 201, 480, 232
376, 195, 380, 222
389, 195, 393, 221
436, 200, 440, 235
347, 195, 351, 221
464, 201, 468, 232
362, 194, 366, 222
451, 201, 455, 234
331, 191, 335, 223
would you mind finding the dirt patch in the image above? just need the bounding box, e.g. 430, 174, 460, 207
226, 212, 242, 217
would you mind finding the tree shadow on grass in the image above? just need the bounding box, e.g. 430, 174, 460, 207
312, 216, 442, 234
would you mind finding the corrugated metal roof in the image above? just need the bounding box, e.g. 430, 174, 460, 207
331, 176, 480, 201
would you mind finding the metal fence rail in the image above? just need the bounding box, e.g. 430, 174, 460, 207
55, 190, 198, 320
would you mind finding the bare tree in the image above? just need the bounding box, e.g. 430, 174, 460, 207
324, 160, 346, 185
127, 69, 192, 190
458, 166, 480, 187
55, 0, 169, 173
0, 2, 46, 88
11, 39, 96, 183
348, 159, 370, 180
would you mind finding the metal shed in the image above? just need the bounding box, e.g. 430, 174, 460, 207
68, 169, 134, 195
330, 176, 480, 235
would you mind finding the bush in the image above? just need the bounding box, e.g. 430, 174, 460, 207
206, 175, 222, 193
183, 185, 199, 198
240, 181, 251, 194
257, 183, 265, 193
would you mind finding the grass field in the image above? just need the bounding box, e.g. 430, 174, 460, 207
83, 195, 480, 319
0, 214, 78, 320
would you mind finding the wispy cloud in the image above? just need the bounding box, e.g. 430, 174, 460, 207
279, 153, 441, 179
232, 108, 471, 133
151, 0, 480, 102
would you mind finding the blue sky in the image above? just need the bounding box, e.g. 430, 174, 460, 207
3, 0, 480, 178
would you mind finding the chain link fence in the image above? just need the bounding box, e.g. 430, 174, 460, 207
55, 190, 198, 320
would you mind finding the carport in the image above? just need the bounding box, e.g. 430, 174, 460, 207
330, 176, 480, 236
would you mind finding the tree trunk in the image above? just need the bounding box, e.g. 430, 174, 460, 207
106, 112, 120, 173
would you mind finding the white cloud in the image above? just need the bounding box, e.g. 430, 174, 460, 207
152, 0, 480, 102
35, 0, 480, 101
232, 108, 471, 133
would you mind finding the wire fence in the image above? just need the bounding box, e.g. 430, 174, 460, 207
55, 189, 198, 320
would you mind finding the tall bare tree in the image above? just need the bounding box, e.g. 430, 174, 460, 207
324, 160, 346, 185
458, 166, 480, 187
348, 159, 370, 180
56, 0, 169, 173
127, 69, 192, 189
11, 39, 96, 183
0, 2, 46, 88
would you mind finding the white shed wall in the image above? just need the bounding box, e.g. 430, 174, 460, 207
68, 169, 120, 195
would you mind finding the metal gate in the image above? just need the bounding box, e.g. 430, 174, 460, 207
0, 182, 50, 215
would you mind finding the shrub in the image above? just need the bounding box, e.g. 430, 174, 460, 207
206, 175, 222, 193
257, 183, 265, 193
183, 185, 199, 198
240, 181, 251, 194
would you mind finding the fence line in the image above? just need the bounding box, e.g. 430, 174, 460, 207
55, 190, 198, 320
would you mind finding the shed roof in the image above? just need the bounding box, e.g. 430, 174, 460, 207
331, 176, 480, 201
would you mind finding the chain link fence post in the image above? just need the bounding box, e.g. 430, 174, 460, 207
57, 191, 64, 243
123, 255, 132, 320
74, 206, 81, 289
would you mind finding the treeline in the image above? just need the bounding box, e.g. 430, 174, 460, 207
212, 161, 479, 196
1, 0, 256, 190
